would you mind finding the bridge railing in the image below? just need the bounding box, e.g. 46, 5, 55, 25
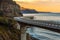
14, 17, 60, 40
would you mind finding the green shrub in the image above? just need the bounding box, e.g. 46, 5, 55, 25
0, 17, 20, 40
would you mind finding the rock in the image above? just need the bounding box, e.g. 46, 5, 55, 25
0, 0, 22, 40
0, 0, 23, 17
31, 37, 39, 40
0, 17, 20, 40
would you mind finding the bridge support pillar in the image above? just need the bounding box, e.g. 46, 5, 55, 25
20, 24, 27, 40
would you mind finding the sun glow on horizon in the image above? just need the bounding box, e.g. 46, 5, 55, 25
14, 0, 60, 12
13, 0, 35, 2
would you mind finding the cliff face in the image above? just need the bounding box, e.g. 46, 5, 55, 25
0, 0, 23, 17
0, 17, 20, 40
0, 0, 21, 40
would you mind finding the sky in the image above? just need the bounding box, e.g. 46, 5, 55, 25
14, 0, 60, 12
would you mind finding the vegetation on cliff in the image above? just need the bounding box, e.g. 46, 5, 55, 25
0, 0, 22, 40
0, 17, 20, 40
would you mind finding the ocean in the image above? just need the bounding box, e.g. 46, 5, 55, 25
23, 13, 60, 40
27, 27, 60, 40
23, 13, 60, 22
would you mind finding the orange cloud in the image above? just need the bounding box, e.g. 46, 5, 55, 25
15, 0, 60, 12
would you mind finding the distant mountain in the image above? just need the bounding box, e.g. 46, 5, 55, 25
38, 12, 51, 13
16, 1, 51, 13
21, 7, 39, 13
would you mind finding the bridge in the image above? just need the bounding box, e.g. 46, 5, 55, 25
14, 17, 60, 40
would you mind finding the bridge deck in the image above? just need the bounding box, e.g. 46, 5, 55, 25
14, 17, 60, 30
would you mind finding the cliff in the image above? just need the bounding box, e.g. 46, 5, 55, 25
0, 0, 23, 17
0, 0, 22, 40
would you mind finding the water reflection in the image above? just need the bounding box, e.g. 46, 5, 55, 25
27, 27, 60, 40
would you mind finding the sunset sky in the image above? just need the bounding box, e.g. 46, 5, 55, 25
14, 0, 60, 12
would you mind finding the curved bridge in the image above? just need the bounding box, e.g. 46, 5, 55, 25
14, 17, 60, 40
14, 17, 60, 30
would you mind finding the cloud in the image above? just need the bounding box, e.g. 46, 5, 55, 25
14, 0, 60, 3
15, 0, 60, 12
